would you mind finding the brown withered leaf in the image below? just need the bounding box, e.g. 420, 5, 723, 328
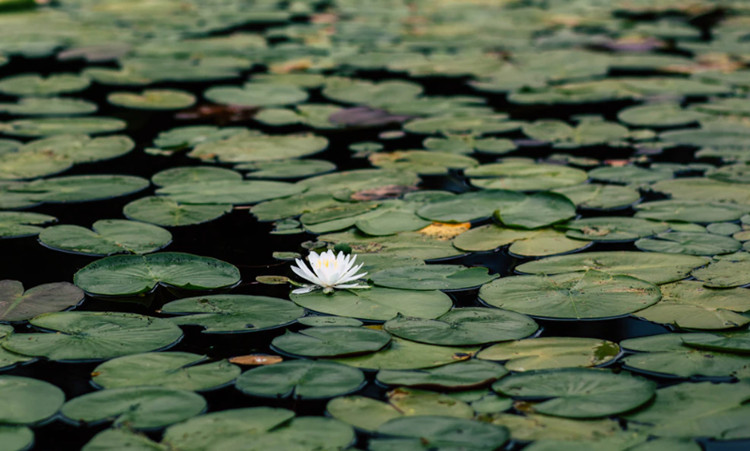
350, 185, 418, 201
419, 222, 471, 241
229, 354, 283, 366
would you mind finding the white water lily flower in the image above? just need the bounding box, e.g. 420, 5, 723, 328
291, 250, 369, 294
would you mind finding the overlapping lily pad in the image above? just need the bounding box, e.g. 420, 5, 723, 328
0, 280, 83, 321
235, 360, 365, 399
271, 326, 391, 357
477, 337, 620, 372
39, 219, 172, 256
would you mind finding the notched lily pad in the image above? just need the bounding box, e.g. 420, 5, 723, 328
370, 265, 498, 291
271, 326, 391, 357
0, 280, 83, 321
39, 219, 172, 256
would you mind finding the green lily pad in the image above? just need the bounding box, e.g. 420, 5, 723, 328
404, 114, 521, 136
559, 217, 669, 242
152, 166, 242, 187
618, 103, 708, 128
1, 311, 182, 361
161, 407, 295, 451
634, 281, 750, 329
479, 271, 661, 320
234, 360, 365, 400
416, 190, 524, 223
157, 180, 304, 205
0, 149, 71, 180
383, 308, 537, 345
370, 265, 497, 291
162, 294, 303, 334
253, 104, 342, 129
588, 166, 673, 185
10, 174, 149, 203
332, 337, 476, 370
0, 117, 127, 137
516, 251, 709, 284
553, 184, 640, 210
376, 360, 508, 390
0, 375, 64, 425
493, 369, 655, 418
123, 197, 232, 227
653, 178, 750, 204
488, 413, 621, 442
271, 326, 390, 357
290, 286, 452, 322
39, 219, 172, 256
61, 387, 206, 429
625, 381, 750, 440
0, 326, 32, 369
0, 97, 97, 116
0, 212, 56, 238
467, 161, 588, 191
188, 132, 328, 164
0, 280, 82, 321
691, 258, 750, 287
621, 334, 750, 378
0, 426, 33, 451
522, 119, 630, 148
108, 89, 196, 110
635, 200, 749, 223
477, 337, 620, 372
241, 159, 336, 180
298, 168, 419, 196
322, 79, 422, 108
20, 134, 134, 164
682, 331, 750, 354
82, 428, 165, 451
452, 225, 590, 257
91, 352, 240, 391
495, 192, 576, 229
297, 316, 363, 327
635, 232, 741, 256
369, 150, 478, 176
74, 252, 240, 296
376, 416, 509, 450
0, 73, 90, 96
205, 83, 308, 107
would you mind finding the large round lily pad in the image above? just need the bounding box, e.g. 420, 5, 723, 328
123, 196, 232, 227
376, 360, 508, 390
452, 225, 590, 257
271, 326, 391, 357
91, 352, 240, 391
234, 360, 365, 400
0, 73, 90, 97
477, 337, 620, 372
635, 232, 741, 256
205, 83, 308, 107
371, 265, 497, 291
515, 251, 709, 284
290, 286, 452, 322
479, 271, 661, 320
466, 162, 587, 191
0, 212, 56, 238
332, 337, 477, 370
0, 117, 127, 137
61, 387, 206, 429
108, 89, 196, 110
0, 279, 83, 321
1, 311, 182, 361
383, 308, 537, 345
74, 252, 240, 296
493, 369, 655, 418
39, 219, 172, 256
162, 295, 303, 334
10, 174, 149, 203
156, 180, 304, 205
559, 217, 669, 242
376, 416, 509, 450
0, 375, 64, 425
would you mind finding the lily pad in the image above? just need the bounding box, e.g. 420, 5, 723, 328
516, 251, 709, 284
108, 89, 196, 110
332, 337, 476, 370
290, 286, 452, 322
0, 97, 97, 116
479, 271, 661, 320
0, 426, 33, 451
0, 212, 56, 238
1, 311, 182, 361
370, 265, 497, 291
635, 200, 749, 223
691, 258, 750, 287
635, 232, 741, 256
0, 280, 83, 321
493, 369, 655, 418
453, 225, 590, 257
0, 375, 64, 425
416, 190, 524, 223
0, 73, 90, 96
205, 83, 308, 107
61, 387, 206, 429
467, 161, 588, 191
496, 192, 576, 229
488, 413, 621, 442
376, 360, 508, 390
559, 217, 669, 242
152, 166, 242, 186
234, 360, 365, 400
633, 281, 750, 330
20, 134, 135, 164
241, 159, 336, 180
383, 308, 537, 345
553, 184, 640, 210
82, 428, 165, 451
369, 150, 478, 176
157, 180, 304, 205
39, 219, 172, 256
477, 337, 620, 372
0, 117, 127, 137
91, 352, 240, 391
271, 326, 390, 357
188, 133, 328, 164
74, 252, 241, 296
10, 174, 149, 203
376, 416, 509, 450
123, 197, 232, 227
